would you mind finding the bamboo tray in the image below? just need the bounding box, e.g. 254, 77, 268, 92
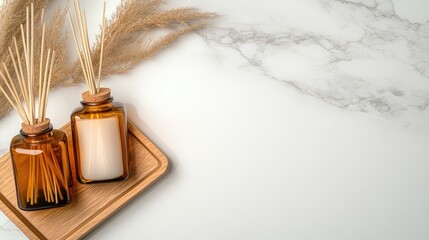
0, 121, 169, 239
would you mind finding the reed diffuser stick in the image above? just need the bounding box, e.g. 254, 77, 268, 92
30, 3, 35, 125
97, 0, 106, 92
38, 22, 46, 122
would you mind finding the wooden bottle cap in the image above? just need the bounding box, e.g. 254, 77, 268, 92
21, 118, 51, 135
82, 88, 111, 103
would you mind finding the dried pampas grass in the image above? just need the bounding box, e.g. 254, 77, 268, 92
81, 0, 217, 80
43, 7, 69, 89
0, 0, 217, 119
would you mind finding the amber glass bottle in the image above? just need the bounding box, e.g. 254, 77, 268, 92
70, 88, 129, 184
10, 119, 72, 211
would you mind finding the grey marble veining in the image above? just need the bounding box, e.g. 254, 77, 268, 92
0, 211, 24, 239
199, 0, 429, 124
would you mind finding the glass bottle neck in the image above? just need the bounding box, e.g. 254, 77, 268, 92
21, 126, 53, 143
81, 97, 114, 112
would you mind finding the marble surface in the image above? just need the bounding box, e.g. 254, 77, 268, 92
1, 0, 429, 239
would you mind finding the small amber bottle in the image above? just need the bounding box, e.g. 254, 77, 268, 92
10, 119, 72, 211
70, 88, 129, 184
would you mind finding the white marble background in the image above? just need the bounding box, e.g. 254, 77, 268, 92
1, 0, 429, 239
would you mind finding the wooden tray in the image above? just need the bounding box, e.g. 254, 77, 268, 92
0, 122, 169, 239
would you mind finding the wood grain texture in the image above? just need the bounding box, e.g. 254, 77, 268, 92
0, 122, 169, 240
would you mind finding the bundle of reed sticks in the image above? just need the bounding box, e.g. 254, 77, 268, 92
68, 0, 106, 95
0, 3, 68, 206
26, 142, 69, 205
0, 3, 55, 125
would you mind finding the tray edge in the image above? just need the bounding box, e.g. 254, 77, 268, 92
0, 121, 170, 240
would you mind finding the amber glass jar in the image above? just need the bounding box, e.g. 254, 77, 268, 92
70, 88, 129, 184
10, 119, 72, 211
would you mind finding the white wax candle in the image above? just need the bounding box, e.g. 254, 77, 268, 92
76, 117, 124, 181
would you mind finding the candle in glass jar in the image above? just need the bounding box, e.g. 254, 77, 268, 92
75, 117, 124, 180
71, 88, 129, 184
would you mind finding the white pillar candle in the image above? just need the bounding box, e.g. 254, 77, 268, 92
76, 117, 124, 181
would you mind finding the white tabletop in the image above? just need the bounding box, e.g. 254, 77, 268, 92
1, 0, 429, 239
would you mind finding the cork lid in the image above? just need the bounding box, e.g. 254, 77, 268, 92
21, 119, 51, 135
82, 88, 111, 103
